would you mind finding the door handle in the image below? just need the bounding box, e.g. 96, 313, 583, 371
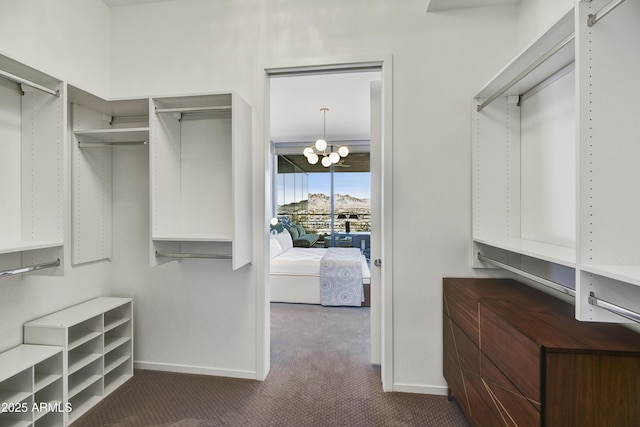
374, 259, 382, 267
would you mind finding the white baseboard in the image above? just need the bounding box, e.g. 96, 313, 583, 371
391, 382, 448, 396
134, 360, 257, 380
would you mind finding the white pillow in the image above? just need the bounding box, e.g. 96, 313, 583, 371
270, 235, 283, 259
275, 229, 293, 252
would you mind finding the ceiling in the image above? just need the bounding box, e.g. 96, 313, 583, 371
101, 0, 170, 7
425, 0, 520, 12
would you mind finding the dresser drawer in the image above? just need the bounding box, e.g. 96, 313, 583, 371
444, 280, 480, 346
480, 304, 540, 402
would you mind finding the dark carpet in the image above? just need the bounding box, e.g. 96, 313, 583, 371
73, 303, 469, 426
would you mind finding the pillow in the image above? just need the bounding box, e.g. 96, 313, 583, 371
296, 224, 305, 236
275, 229, 293, 252
270, 235, 283, 259
288, 225, 300, 240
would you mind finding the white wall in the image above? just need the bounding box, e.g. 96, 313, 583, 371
0, 0, 113, 353
109, 0, 518, 390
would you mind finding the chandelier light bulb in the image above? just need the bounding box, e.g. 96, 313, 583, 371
315, 139, 327, 151
303, 147, 314, 158
307, 153, 319, 165
338, 146, 349, 157
329, 151, 340, 164
321, 156, 332, 167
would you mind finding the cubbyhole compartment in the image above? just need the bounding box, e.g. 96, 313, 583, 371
104, 322, 131, 354
104, 360, 132, 396
0, 394, 33, 426
67, 358, 102, 400
33, 353, 63, 393
68, 335, 102, 376
67, 316, 102, 351
33, 381, 64, 423
0, 369, 32, 405
67, 376, 103, 424
104, 339, 132, 376
104, 304, 131, 333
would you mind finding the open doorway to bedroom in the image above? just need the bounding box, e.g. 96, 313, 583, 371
268, 69, 381, 368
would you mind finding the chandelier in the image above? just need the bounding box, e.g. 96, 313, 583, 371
303, 107, 349, 167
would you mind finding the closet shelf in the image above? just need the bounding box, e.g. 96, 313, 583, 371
74, 127, 149, 146
474, 8, 574, 101
581, 264, 640, 287
0, 240, 63, 255
152, 233, 233, 242
474, 237, 575, 268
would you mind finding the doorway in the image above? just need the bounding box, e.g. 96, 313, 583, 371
258, 57, 393, 391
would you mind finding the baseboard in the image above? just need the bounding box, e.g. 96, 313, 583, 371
134, 360, 257, 380
391, 382, 448, 396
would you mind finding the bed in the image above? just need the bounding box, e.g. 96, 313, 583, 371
270, 230, 371, 306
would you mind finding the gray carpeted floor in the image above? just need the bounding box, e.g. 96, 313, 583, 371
73, 303, 469, 426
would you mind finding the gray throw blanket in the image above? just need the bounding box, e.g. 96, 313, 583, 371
320, 248, 363, 306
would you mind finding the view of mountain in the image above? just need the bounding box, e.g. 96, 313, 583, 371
279, 193, 370, 214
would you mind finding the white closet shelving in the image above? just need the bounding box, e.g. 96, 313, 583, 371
69, 86, 149, 265
150, 92, 252, 270
0, 54, 64, 278
0, 345, 65, 427
24, 297, 134, 424
472, 0, 640, 323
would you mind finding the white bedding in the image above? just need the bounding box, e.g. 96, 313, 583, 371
270, 247, 370, 284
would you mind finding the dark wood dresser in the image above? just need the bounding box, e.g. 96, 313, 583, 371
443, 278, 640, 427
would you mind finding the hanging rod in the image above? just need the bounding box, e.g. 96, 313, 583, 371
0, 259, 60, 279
0, 69, 59, 97
476, 33, 574, 112
588, 292, 640, 323
477, 253, 576, 297
155, 105, 231, 114
155, 251, 232, 260
587, 0, 627, 27
78, 141, 148, 148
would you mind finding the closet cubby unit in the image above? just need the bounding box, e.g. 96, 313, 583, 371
150, 92, 252, 270
0, 54, 64, 277
0, 345, 64, 427
472, 1, 640, 323
24, 297, 133, 424
69, 86, 150, 265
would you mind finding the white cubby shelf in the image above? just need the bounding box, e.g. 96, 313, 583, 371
0, 345, 65, 427
472, 1, 640, 323
24, 297, 133, 424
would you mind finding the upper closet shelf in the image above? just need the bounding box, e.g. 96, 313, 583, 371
152, 233, 233, 243
474, 237, 575, 268
75, 127, 149, 147
474, 8, 574, 104
0, 240, 64, 255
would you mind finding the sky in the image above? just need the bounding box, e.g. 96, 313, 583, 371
308, 172, 371, 200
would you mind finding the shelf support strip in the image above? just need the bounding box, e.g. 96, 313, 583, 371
477, 253, 576, 297
0, 69, 59, 97
587, 0, 627, 27
476, 33, 574, 112
0, 259, 61, 279
155, 251, 232, 260
588, 292, 640, 323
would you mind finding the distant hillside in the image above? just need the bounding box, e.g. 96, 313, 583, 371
279, 193, 370, 214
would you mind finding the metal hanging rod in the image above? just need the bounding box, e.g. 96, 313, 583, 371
587, 0, 627, 27
155, 251, 232, 260
477, 253, 576, 297
0, 259, 60, 279
155, 105, 231, 114
588, 292, 640, 323
78, 141, 148, 148
0, 69, 59, 97
476, 33, 574, 112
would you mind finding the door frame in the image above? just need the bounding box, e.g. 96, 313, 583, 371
255, 54, 394, 391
